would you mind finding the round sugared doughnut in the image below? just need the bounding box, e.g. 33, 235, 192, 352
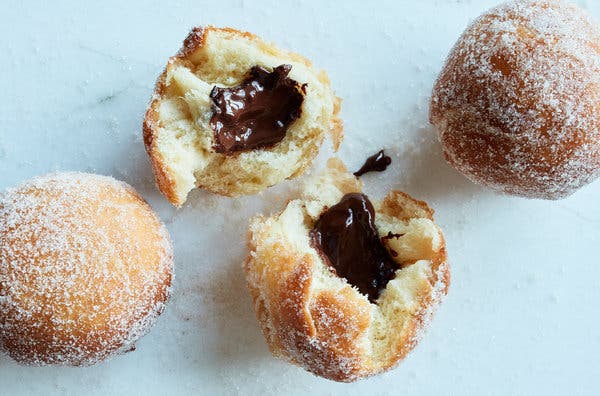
430, 0, 600, 199
0, 173, 173, 366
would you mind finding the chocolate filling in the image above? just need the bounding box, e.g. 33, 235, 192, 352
353, 150, 392, 177
209, 64, 305, 153
310, 193, 398, 302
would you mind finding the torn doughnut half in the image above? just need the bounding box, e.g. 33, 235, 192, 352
143, 26, 342, 206
244, 158, 449, 382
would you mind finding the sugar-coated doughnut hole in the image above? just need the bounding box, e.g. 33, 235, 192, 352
0, 173, 173, 366
430, 0, 600, 199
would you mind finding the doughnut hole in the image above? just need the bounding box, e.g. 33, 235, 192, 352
0, 173, 173, 366
430, 0, 600, 199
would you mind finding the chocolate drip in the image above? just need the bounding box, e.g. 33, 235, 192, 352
353, 150, 392, 177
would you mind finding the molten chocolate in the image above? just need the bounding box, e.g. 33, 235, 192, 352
209, 64, 305, 153
310, 193, 398, 302
353, 150, 392, 177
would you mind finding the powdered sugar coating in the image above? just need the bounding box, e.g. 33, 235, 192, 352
430, 0, 600, 199
0, 173, 173, 366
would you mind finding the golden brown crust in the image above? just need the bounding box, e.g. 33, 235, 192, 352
244, 164, 449, 382
143, 26, 343, 206
380, 191, 435, 222
244, 239, 371, 381
142, 24, 193, 207
143, 98, 182, 206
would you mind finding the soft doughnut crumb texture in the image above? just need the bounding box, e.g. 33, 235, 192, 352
244, 158, 449, 382
430, 0, 600, 199
0, 173, 173, 366
144, 26, 343, 206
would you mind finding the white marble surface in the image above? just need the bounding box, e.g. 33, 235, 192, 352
1, 0, 600, 395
